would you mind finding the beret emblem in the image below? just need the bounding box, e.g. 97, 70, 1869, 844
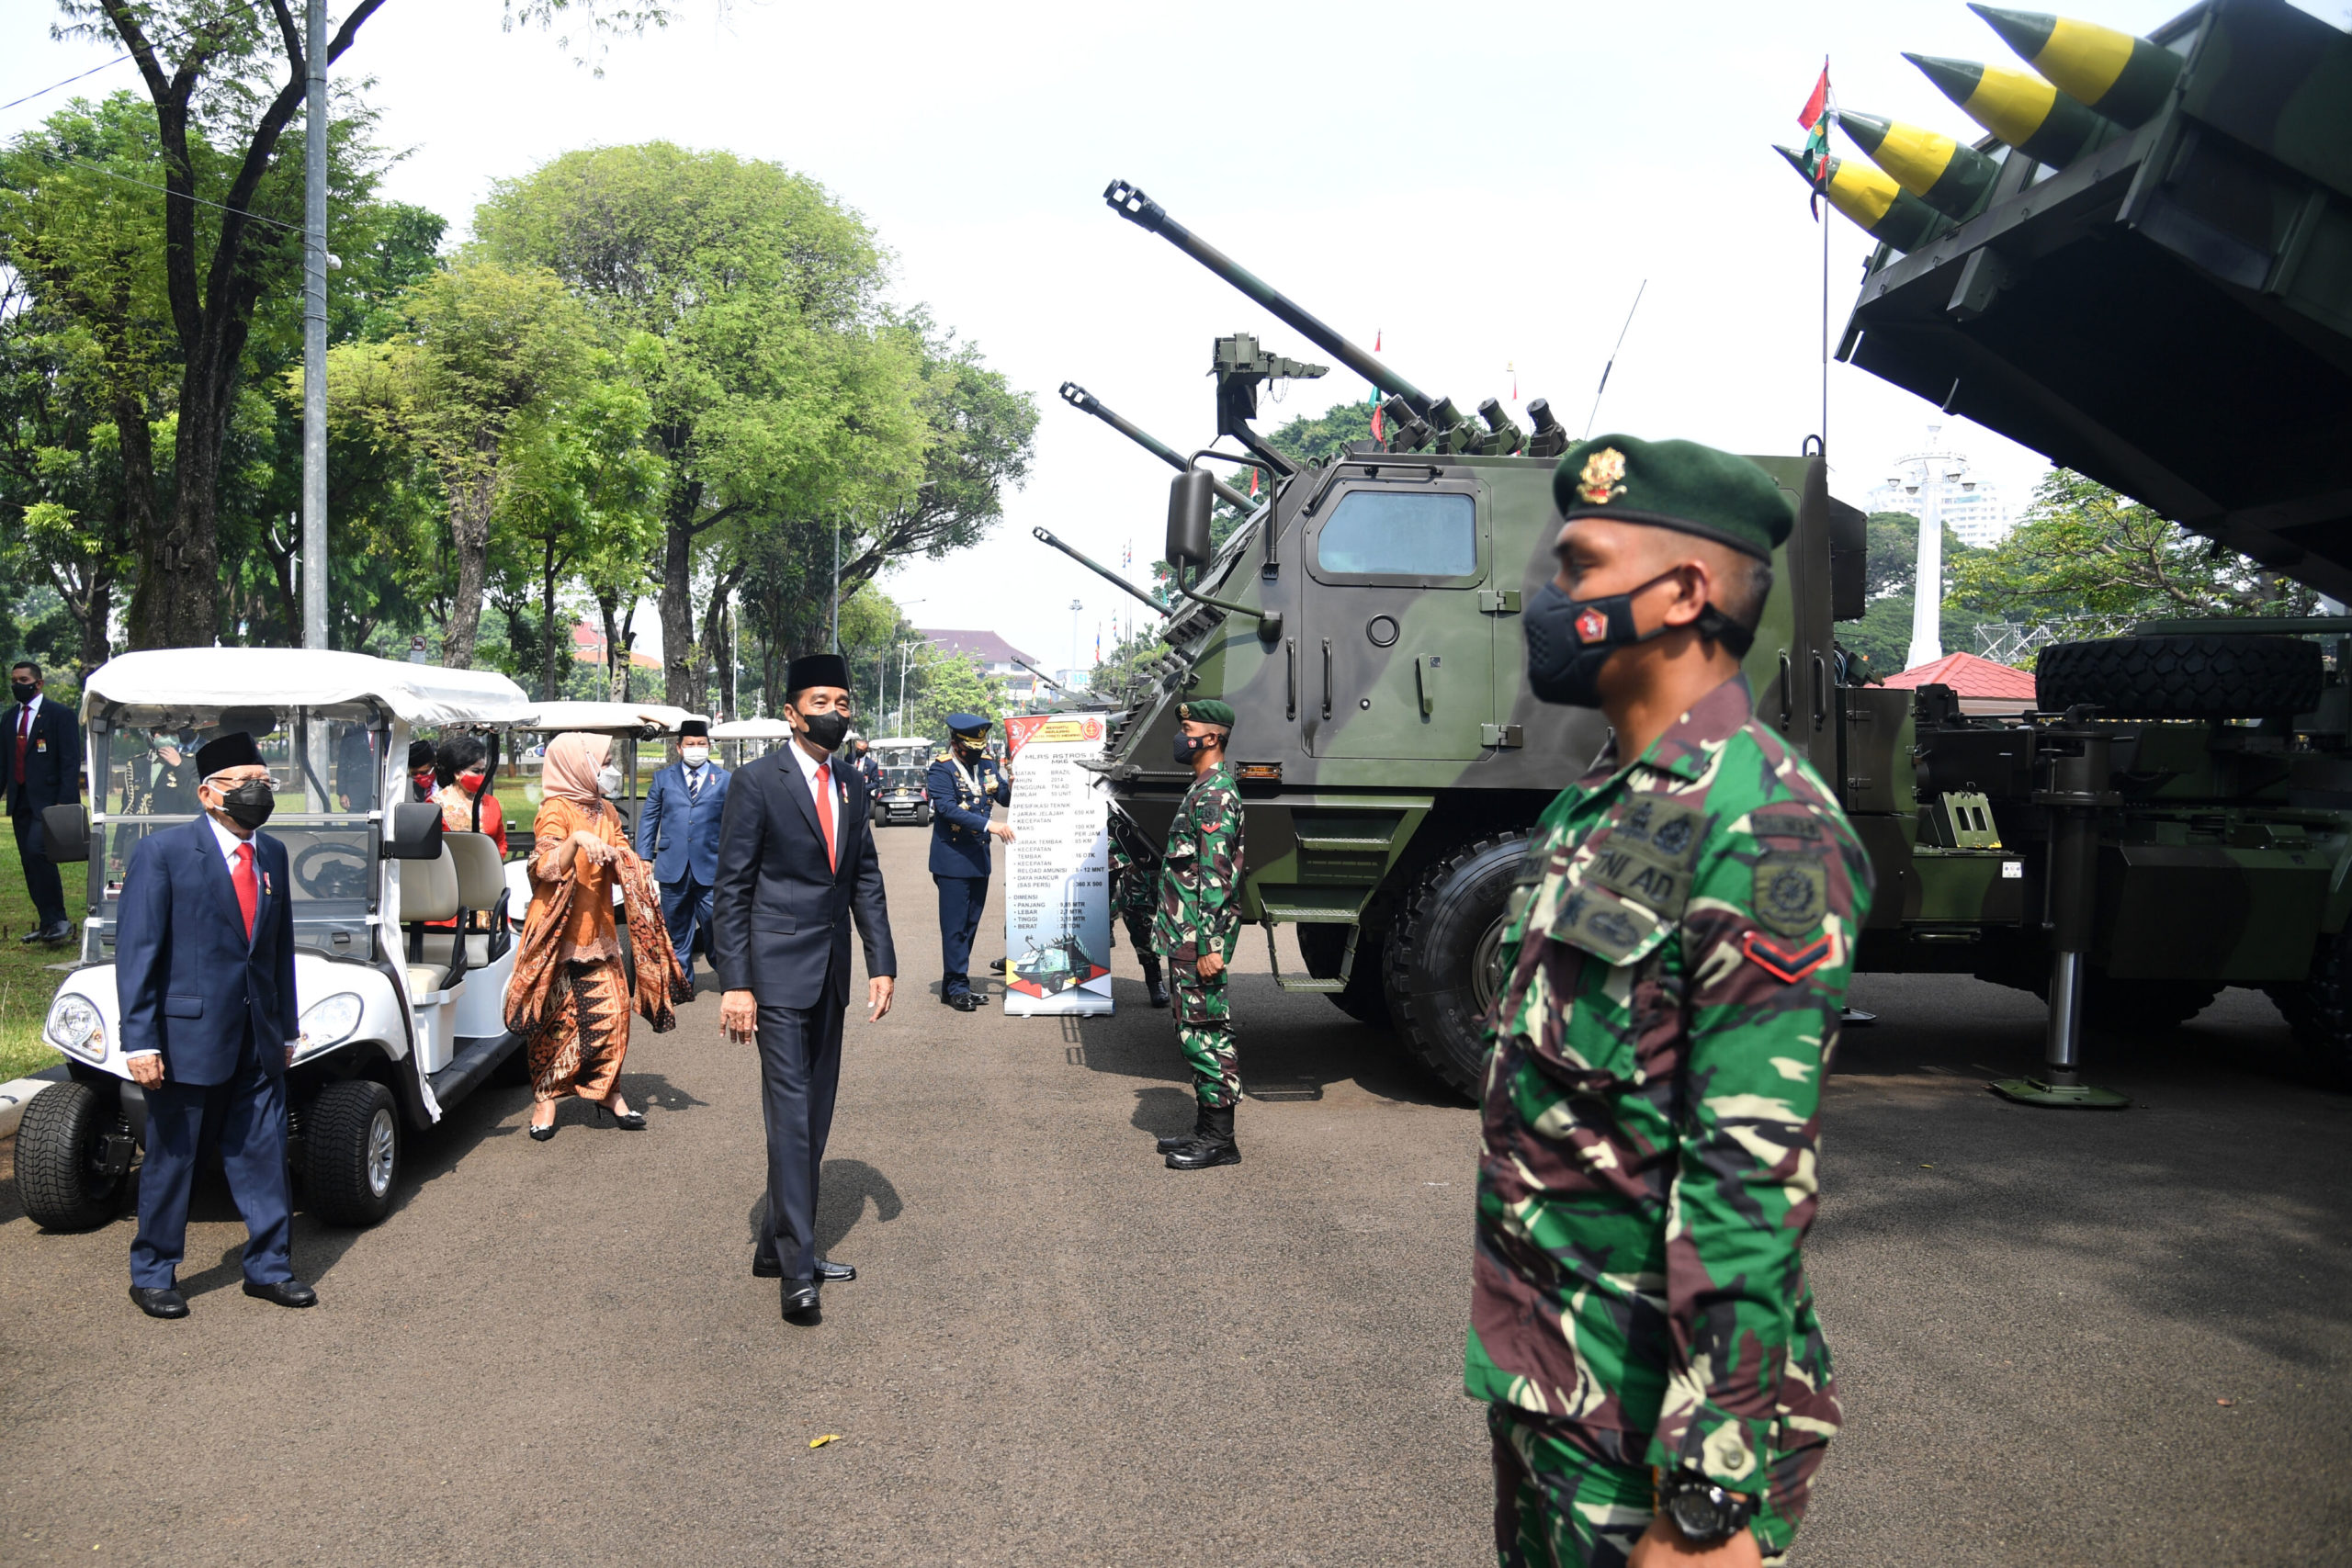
1577, 446, 1628, 505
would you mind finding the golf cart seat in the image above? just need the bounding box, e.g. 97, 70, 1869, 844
401, 850, 463, 1000
416, 832, 510, 974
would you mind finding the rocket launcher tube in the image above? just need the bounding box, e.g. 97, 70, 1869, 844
1835, 109, 2000, 220
1968, 4, 2183, 129
1058, 381, 1256, 510
1105, 179, 1436, 419
1774, 145, 1946, 253
1905, 52, 2108, 168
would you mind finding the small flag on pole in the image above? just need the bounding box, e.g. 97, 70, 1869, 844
1369, 329, 1385, 441
1797, 61, 1832, 220
1249, 468, 1260, 498
1509, 361, 1518, 401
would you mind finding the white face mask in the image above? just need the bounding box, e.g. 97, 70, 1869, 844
596, 764, 624, 799
679, 746, 709, 766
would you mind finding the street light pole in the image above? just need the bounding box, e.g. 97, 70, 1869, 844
300, 0, 327, 655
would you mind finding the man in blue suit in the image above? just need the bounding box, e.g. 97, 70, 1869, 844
636, 717, 729, 990
116, 731, 315, 1320
2, 660, 83, 944
926, 713, 1012, 1013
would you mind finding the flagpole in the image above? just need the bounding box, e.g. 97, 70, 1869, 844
1820, 53, 1831, 454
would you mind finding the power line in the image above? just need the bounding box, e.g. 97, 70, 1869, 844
28, 152, 305, 234
0, 23, 194, 118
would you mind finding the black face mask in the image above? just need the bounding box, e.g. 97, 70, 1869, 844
216, 779, 276, 829
10, 682, 36, 705
1523, 570, 1756, 708
798, 710, 852, 752
1172, 731, 1212, 767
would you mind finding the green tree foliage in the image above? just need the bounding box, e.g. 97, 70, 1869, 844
1154, 397, 1378, 588
900, 650, 1001, 741
1837, 511, 1987, 681
1950, 468, 2319, 620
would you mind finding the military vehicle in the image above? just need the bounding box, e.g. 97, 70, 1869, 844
1051, 0, 2351, 1104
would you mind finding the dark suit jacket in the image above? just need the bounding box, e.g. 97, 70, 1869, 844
1, 697, 82, 818
637, 761, 731, 886
114, 817, 299, 1087
712, 745, 894, 1010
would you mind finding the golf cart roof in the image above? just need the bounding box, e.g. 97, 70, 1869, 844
81, 649, 535, 728
867, 736, 933, 750
708, 718, 795, 740
521, 701, 707, 736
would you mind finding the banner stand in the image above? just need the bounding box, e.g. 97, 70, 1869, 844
1001, 713, 1114, 1017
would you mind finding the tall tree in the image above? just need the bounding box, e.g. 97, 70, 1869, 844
471, 141, 929, 706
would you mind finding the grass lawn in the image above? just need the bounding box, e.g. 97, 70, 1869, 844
0, 830, 83, 1082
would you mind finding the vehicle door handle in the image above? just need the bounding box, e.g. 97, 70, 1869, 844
1811, 654, 1827, 730
1415, 654, 1437, 716
1778, 653, 1793, 728
1285, 637, 1297, 721
1321, 638, 1332, 720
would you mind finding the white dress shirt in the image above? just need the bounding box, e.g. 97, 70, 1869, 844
788, 739, 841, 864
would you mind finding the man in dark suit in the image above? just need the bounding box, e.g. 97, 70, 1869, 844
712, 653, 896, 1323
637, 718, 730, 990
3, 660, 83, 944
116, 731, 316, 1319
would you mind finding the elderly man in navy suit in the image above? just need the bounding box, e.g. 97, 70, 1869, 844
3, 660, 84, 944
712, 653, 895, 1324
637, 717, 730, 990
116, 731, 315, 1320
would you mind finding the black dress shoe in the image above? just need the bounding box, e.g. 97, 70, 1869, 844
39, 921, 72, 944
17, 927, 47, 944
814, 1257, 856, 1283
752, 1253, 782, 1279
129, 1285, 188, 1319
946, 991, 984, 1012
243, 1278, 318, 1308
988, 957, 1010, 973
780, 1280, 820, 1320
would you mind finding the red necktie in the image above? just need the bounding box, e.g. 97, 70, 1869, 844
813, 763, 836, 872
14, 704, 28, 781
232, 842, 258, 940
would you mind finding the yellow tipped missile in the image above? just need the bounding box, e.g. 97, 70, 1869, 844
1773, 144, 1946, 253
1969, 5, 2183, 128
1905, 52, 2109, 168
1836, 110, 2001, 220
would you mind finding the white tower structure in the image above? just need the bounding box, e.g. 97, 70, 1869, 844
1890, 424, 1977, 670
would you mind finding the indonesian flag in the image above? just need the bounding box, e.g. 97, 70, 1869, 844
1250, 468, 1260, 498
1369, 328, 1385, 441
1797, 62, 1831, 219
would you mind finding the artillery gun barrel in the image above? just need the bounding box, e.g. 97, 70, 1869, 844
1013, 658, 1070, 694
1058, 383, 1256, 510
1032, 525, 1168, 615
1105, 180, 1435, 419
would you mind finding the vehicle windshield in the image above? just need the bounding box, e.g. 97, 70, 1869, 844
884, 766, 923, 789
92, 703, 384, 956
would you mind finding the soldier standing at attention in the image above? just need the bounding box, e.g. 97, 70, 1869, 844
1470, 436, 1872, 1568
1108, 812, 1169, 1009
1152, 699, 1245, 1170
926, 713, 1012, 1012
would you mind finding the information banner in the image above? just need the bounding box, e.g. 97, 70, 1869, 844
1001, 712, 1114, 1016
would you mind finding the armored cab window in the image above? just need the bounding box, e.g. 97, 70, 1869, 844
1316, 491, 1477, 578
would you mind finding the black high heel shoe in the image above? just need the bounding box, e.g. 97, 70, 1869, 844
601, 1098, 647, 1131
529, 1118, 558, 1142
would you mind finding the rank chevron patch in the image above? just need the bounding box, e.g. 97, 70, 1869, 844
1741, 930, 1833, 983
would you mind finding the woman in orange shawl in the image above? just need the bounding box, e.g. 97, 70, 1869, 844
503, 732, 683, 1140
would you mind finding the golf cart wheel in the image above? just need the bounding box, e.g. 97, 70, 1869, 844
306, 1079, 401, 1227
16, 1080, 129, 1232
1383, 831, 1530, 1100
916, 805, 932, 828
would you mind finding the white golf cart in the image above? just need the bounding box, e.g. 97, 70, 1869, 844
707, 716, 792, 771
864, 735, 935, 829
15, 649, 535, 1233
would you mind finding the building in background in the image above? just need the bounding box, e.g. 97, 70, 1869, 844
922, 628, 1041, 706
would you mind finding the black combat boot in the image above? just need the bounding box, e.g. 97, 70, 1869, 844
1155, 1104, 1209, 1155
1140, 953, 1169, 1009
1165, 1104, 1239, 1169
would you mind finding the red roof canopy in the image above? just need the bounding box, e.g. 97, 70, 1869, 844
1879, 650, 2038, 700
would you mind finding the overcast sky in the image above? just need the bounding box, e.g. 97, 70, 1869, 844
7, 0, 2317, 672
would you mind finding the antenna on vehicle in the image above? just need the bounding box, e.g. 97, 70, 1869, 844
1583, 278, 1648, 440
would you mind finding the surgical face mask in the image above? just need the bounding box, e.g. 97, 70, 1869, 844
458, 768, 488, 792
679, 745, 709, 767
596, 764, 625, 799
1522, 569, 1756, 708
214, 778, 276, 829
10, 681, 36, 704
798, 709, 851, 752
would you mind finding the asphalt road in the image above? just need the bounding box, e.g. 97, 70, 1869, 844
1, 818, 2346, 1565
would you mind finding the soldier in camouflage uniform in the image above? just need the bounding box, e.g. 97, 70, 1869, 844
1469, 435, 1873, 1568
1152, 697, 1245, 1170
1108, 811, 1170, 1009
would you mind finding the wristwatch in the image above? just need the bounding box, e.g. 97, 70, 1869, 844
1656, 1469, 1755, 1547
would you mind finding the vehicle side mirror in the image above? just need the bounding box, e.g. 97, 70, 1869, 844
384, 801, 446, 860
40, 804, 88, 863
1166, 468, 1213, 571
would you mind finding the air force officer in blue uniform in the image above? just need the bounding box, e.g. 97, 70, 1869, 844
926, 714, 1012, 1012
116, 731, 315, 1320
637, 717, 729, 989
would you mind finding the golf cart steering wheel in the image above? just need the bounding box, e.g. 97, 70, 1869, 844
293, 840, 369, 900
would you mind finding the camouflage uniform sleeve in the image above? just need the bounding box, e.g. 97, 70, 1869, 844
1193, 779, 1244, 955
1646, 795, 1872, 1494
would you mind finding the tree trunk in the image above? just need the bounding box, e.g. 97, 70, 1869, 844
442, 467, 496, 668
659, 479, 702, 709
541, 541, 564, 702
695, 560, 747, 721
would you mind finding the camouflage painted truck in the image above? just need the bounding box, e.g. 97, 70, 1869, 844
1053, 0, 2351, 1103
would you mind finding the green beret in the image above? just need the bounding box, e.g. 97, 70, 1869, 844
1552, 434, 1793, 561
1177, 698, 1235, 730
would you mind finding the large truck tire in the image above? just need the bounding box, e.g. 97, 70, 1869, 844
2035, 635, 2322, 718
16, 1080, 129, 1232
1297, 922, 1390, 1028
2267, 930, 2352, 1088
1382, 832, 1529, 1100
2032, 969, 2222, 1033
305, 1079, 401, 1227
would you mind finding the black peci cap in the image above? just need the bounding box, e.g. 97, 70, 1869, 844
195, 731, 264, 779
